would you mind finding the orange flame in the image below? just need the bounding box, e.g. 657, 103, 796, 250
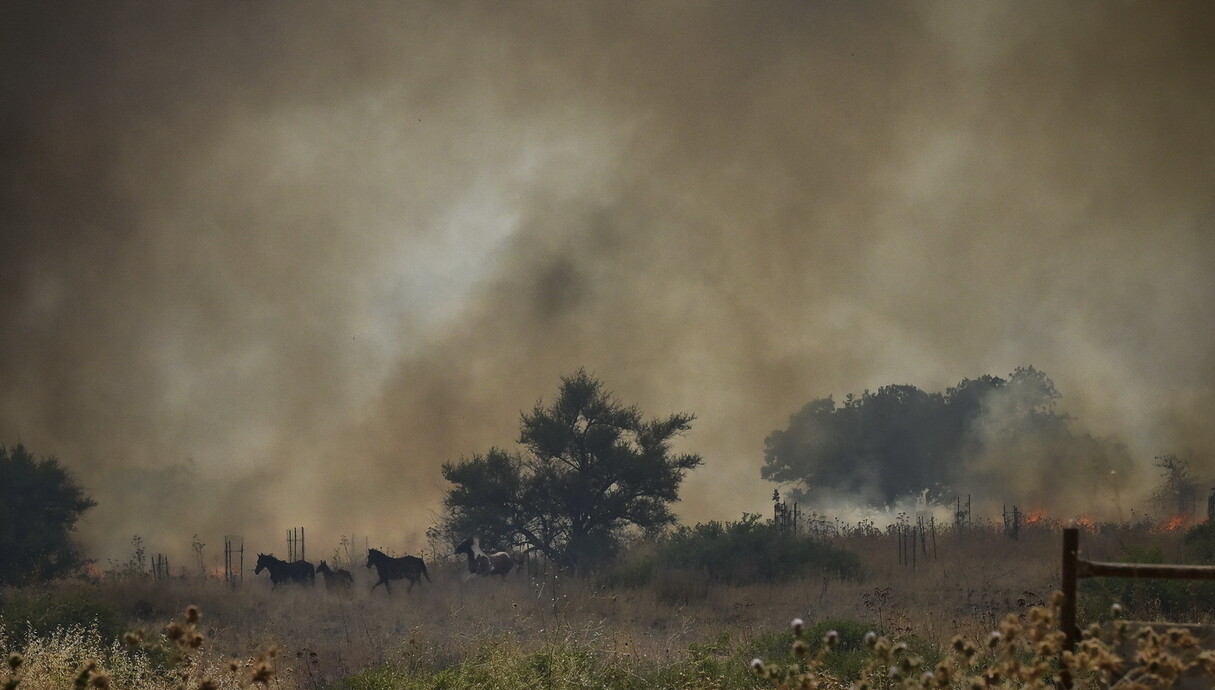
1161, 515, 1186, 531
1024, 510, 1046, 525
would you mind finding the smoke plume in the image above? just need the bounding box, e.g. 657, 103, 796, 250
2, 2, 1213, 566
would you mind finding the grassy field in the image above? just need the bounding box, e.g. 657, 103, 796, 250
2, 523, 1211, 689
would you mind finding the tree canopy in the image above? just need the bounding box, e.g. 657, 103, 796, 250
441, 369, 703, 569
761, 366, 1131, 508
0, 444, 97, 585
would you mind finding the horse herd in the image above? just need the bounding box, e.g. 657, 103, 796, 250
252, 537, 521, 594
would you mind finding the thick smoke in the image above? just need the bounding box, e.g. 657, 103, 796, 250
2, 3, 1212, 567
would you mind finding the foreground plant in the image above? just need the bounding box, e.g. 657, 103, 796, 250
2, 605, 278, 690
751, 591, 1215, 689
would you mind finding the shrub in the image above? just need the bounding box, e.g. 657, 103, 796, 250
594, 549, 656, 589
1183, 520, 1215, 563
0, 583, 124, 645
651, 514, 863, 585
0, 605, 258, 690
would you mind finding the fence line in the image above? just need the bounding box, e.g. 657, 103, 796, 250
224, 535, 243, 586
1059, 526, 1215, 688
287, 526, 305, 562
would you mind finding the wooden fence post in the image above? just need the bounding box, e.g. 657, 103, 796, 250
1060, 527, 1079, 688
1058, 525, 1215, 688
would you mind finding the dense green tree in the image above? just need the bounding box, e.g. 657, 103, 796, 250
761, 383, 959, 505
0, 444, 96, 585
441, 370, 703, 569
761, 366, 1128, 507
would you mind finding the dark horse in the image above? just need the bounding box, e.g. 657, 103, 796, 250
454, 537, 518, 579
316, 560, 354, 591
366, 548, 430, 594
254, 553, 315, 588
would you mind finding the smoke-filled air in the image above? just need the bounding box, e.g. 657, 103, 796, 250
2, 2, 1213, 567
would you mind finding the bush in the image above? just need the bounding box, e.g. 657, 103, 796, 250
651, 514, 863, 585
1183, 520, 1215, 563
594, 549, 656, 589
0, 583, 124, 645
0, 605, 257, 690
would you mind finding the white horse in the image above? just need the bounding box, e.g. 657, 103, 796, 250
454, 537, 518, 579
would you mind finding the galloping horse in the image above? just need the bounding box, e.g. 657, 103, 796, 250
365, 548, 430, 594
454, 537, 517, 579
316, 560, 354, 591
254, 553, 315, 588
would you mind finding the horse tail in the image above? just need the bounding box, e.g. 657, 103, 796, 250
421, 559, 431, 582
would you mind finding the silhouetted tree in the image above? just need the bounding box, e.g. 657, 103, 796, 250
0, 444, 96, 585
441, 369, 703, 569
1151, 454, 1198, 518
761, 367, 1127, 507
761, 382, 957, 505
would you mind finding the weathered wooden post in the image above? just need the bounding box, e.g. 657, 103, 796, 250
225, 535, 243, 586
1060, 527, 1079, 688
930, 516, 937, 560
897, 523, 904, 566
286, 527, 306, 562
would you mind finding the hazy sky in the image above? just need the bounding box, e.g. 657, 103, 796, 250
3, 2, 1213, 568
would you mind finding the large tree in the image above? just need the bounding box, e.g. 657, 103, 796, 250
0, 444, 97, 585
441, 369, 703, 569
761, 366, 1131, 508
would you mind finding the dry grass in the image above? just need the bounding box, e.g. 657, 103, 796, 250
1, 524, 1209, 688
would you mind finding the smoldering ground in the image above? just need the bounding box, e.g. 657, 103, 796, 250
2, 2, 1213, 566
